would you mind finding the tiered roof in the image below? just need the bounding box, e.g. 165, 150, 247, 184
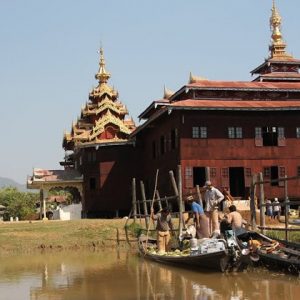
251, 1, 300, 81
63, 48, 135, 150
135, 1, 300, 132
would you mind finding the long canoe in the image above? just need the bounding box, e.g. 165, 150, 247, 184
138, 235, 241, 272
238, 231, 300, 275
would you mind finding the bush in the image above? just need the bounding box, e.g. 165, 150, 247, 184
0, 187, 39, 220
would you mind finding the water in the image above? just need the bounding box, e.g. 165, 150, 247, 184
0, 250, 299, 300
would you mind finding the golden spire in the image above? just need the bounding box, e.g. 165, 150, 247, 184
95, 48, 111, 84
269, 0, 291, 58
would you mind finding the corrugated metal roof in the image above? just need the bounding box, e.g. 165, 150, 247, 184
170, 99, 300, 109
187, 81, 300, 89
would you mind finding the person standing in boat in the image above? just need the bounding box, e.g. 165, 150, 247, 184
203, 180, 224, 236
185, 195, 210, 238
150, 207, 174, 254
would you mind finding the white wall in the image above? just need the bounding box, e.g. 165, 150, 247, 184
52, 203, 82, 220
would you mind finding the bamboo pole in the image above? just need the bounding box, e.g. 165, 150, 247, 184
177, 165, 184, 235
258, 172, 265, 234
132, 178, 137, 222
284, 175, 289, 241
196, 185, 203, 207
178, 165, 184, 211
155, 190, 162, 210
250, 174, 257, 230
140, 181, 149, 228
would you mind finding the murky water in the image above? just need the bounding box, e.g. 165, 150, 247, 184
0, 250, 299, 300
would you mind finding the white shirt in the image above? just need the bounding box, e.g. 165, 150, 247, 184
204, 186, 224, 211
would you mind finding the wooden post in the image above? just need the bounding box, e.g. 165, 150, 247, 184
42, 189, 48, 221
155, 190, 162, 211
140, 181, 149, 228
250, 174, 257, 230
196, 185, 203, 207
284, 175, 289, 241
177, 165, 185, 211
169, 170, 182, 235
258, 172, 265, 234
169, 170, 179, 196
205, 167, 210, 181
39, 189, 43, 220
132, 178, 137, 222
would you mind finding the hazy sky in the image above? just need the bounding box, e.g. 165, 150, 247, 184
0, 0, 299, 184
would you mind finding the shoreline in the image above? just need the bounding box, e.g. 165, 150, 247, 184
0, 219, 137, 256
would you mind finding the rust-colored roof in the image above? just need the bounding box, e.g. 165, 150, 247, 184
259, 73, 300, 78
170, 99, 300, 110
186, 80, 300, 90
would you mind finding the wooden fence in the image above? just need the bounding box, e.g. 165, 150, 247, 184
249, 173, 300, 241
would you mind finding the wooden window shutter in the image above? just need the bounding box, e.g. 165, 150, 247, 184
277, 127, 286, 146
185, 166, 193, 188
244, 168, 252, 187
210, 167, 217, 186
221, 167, 229, 188
278, 166, 286, 187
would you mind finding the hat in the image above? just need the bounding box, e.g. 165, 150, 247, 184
205, 180, 212, 187
274, 197, 279, 201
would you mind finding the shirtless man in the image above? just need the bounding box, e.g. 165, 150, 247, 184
225, 205, 247, 236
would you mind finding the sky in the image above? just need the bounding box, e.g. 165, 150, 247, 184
0, 0, 299, 184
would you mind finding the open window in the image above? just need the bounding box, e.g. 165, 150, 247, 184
256, 127, 285, 146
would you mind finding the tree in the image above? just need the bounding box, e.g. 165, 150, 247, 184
0, 187, 39, 220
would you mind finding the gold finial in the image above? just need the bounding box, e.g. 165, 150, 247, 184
163, 85, 174, 99
189, 72, 207, 84
269, 0, 291, 58
95, 47, 111, 84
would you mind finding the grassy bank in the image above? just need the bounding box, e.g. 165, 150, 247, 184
1, 218, 299, 255
0, 219, 136, 255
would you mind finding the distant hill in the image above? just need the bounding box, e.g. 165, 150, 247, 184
0, 177, 28, 192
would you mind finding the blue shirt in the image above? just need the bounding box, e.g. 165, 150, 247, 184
191, 201, 204, 214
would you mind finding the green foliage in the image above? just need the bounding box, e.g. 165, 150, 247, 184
266, 230, 300, 243
125, 222, 143, 237
0, 187, 39, 220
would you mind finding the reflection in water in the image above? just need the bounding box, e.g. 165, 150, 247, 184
0, 250, 299, 300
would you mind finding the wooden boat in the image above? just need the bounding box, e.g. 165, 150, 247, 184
237, 231, 300, 275
138, 234, 247, 272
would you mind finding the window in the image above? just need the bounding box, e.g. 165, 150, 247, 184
192, 126, 207, 138
278, 127, 285, 139
200, 127, 207, 138
228, 127, 242, 139
255, 127, 262, 138
296, 127, 300, 138
192, 127, 199, 138
89, 177, 96, 190
263, 166, 284, 186
210, 167, 217, 178
171, 129, 177, 149
262, 126, 279, 146
185, 166, 193, 188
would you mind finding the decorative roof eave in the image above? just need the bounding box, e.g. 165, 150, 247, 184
89, 113, 132, 140
251, 59, 300, 75
138, 100, 170, 120
75, 139, 135, 149
131, 108, 168, 137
